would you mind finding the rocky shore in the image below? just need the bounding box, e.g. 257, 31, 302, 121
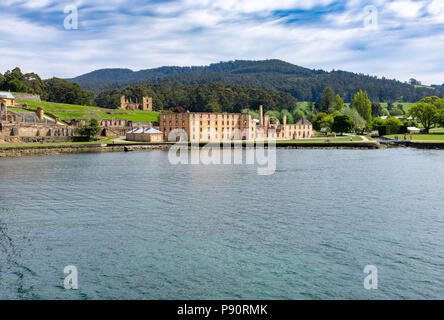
0, 141, 384, 158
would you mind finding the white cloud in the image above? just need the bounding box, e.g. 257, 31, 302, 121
0, 0, 443, 85
386, 0, 425, 19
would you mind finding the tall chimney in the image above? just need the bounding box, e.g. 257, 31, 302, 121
120, 95, 126, 109
259, 105, 264, 126
283, 114, 287, 126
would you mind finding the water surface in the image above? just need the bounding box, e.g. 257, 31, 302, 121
0, 148, 443, 299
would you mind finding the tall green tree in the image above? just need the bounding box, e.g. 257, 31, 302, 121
371, 102, 383, 118
321, 86, 335, 113
352, 90, 372, 121
334, 94, 344, 111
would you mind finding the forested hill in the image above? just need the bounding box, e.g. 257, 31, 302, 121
69, 59, 444, 103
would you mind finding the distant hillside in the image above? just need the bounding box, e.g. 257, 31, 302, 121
69, 59, 444, 103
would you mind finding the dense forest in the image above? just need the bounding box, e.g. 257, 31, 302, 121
69, 60, 444, 103
0, 67, 94, 105
94, 82, 301, 114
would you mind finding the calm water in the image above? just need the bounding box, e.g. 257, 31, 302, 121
0, 148, 444, 299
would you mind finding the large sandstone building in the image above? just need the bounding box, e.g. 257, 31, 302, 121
120, 95, 152, 111
158, 106, 313, 142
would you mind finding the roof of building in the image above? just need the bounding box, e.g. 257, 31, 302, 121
296, 117, 311, 125
144, 128, 162, 134
0, 92, 15, 99
127, 128, 162, 134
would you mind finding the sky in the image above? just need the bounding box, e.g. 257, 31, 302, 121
0, 0, 443, 84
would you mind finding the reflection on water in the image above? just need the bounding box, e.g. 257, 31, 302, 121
0, 148, 444, 299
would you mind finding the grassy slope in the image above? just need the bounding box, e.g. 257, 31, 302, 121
16, 100, 159, 122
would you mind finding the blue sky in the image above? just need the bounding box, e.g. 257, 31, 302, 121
0, 0, 443, 84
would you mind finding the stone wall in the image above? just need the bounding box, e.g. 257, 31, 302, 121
0, 136, 88, 144
0, 123, 76, 137
12, 93, 41, 101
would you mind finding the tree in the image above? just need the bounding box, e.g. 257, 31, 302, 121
311, 112, 328, 131
371, 102, 383, 118
389, 108, 404, 116
387, 102, 394, 111
292, 108, 304, 123
352, 90, 372, 121
45, 78, 94, 105
321, 86, 335, 113
6, 78, 28, 92
408, 102, 440, 133
385, 117, 404, 134
78, 119, 101, 139
332, 114, 355, 135
334, 94, 344, 111
343, 107, 366, 131
439, 110, 444, 128
409, 78, 421, 86
281, 109, 294, 124
307, 101, 316, 113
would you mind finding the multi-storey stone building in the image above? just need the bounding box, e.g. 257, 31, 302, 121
159, 106, 313, 142
120, 95, 152, 111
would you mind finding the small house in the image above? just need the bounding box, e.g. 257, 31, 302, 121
0, 92, 15, 108
126, 127, 164, 142
407, 127, 421, 134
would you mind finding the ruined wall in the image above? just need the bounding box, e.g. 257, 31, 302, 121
0, 123, 76, 137
11, 93, 41, 101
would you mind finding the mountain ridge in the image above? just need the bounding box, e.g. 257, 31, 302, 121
68, 59, 444, 103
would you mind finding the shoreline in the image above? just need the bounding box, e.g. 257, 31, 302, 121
0, 141, 382, 158
2, 140, 444, 158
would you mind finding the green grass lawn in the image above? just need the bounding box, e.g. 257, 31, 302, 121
379, 102, 413, 112
384, 134, 444, 141
16, 99, 160, 122
95, 111, 159, 122
6, 107, 33, 113
414, 84, 435, 90
277, 136, 364, 143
